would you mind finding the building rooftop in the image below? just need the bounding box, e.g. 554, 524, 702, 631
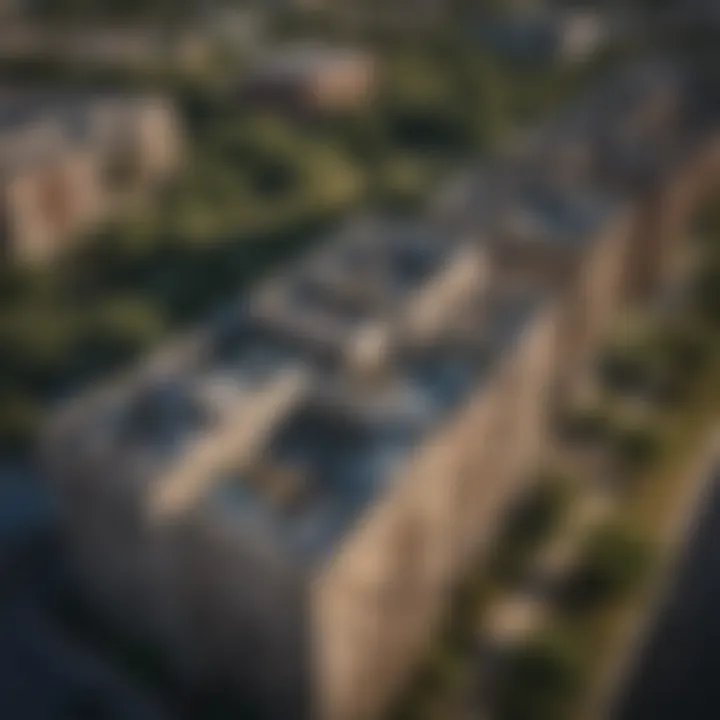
198, 269, 544, 564
437, 59, 697, 267
49, 60, 706, 569
441, 163, 623, 272
497, 181, 621, 247
249, 43, 372, 83
54, 210, 546, 565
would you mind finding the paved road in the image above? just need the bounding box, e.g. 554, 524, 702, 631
614, 469, 720, 720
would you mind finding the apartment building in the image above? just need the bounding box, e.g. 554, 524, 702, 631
0, 94, 182, 264
240, 44, 376, 115
41, 64, 720, 720
42, 215, 561, 717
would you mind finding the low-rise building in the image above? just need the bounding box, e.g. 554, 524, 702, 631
0, 94, 182, 264
241, 44, 376, 115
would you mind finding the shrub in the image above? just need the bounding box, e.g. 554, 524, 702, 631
599, 345, 649, 393
376, 156, 432, 211
561, 403, 613, 444
654, 321, 715, 380
558, 522, 653, 614
446, 575, 492, 650
74, 296, 166, 373
493, 629, 584, 720
392, 645, 464, 720
492, 474, 571, 583
611, 421, 664, 475
508, 476, 571, 546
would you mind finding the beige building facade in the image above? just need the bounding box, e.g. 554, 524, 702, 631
0, 94, 182, 264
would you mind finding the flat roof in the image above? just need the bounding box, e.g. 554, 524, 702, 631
250, 43, 371, 83
69, 211, 544, 564
51, 60, 704, 569
202, 279, 545, 565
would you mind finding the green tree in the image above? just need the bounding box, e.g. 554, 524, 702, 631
74, 296, 166, 373
0, 305, 78, 394
561, 402, 613, 444
600, 343, 650, 393
494, 629, 584, 720
559, 522, 652, 614
377, 156, 432, 211
611, 420, 664, 475
493, 473, 572, 583
654, 321, 715, 379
